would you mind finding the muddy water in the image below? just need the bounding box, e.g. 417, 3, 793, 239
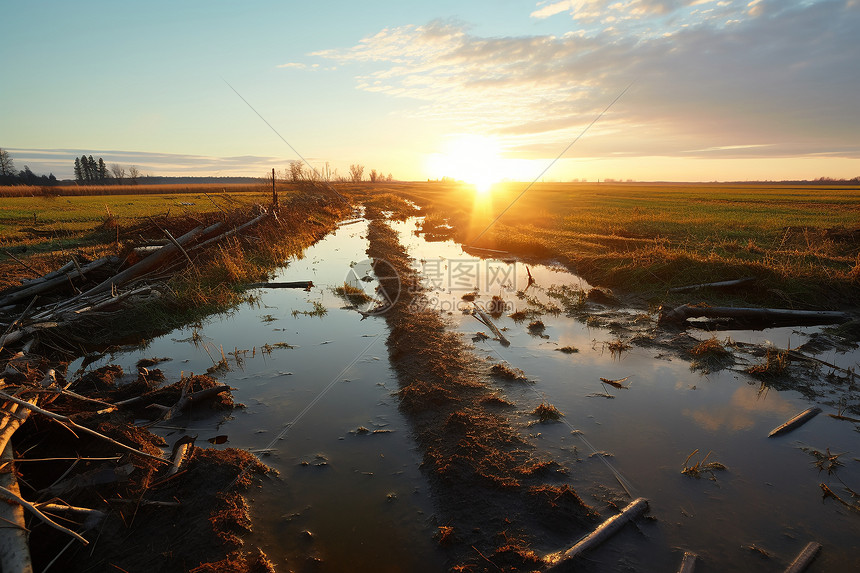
71, 217, 859, 572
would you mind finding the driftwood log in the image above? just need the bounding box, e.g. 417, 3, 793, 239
784, 541, 821, 573
768, 407, 821, 438
658, 304, 850, 328
245, 281, 313, 290
544, 497, 649, 569
0, 257, 114, 308
471, 303, 510, 346
668, 277, 756, 293
678, 551, 698, 573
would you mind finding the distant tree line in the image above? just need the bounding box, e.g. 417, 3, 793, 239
0, 148, 58, 186
74, 155, 140, 184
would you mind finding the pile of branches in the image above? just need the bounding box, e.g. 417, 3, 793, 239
0, 357, 266, 572
0, 206, 273, 353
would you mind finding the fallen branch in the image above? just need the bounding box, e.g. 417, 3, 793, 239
147, 384, 231, 426
471, 304, 510, 346
245, 281, 314, 290
35, 503, 105, 529
76, 225, 208, 299
784, 541, 821, 573
0, 257, 113, 308
188, 211, 269, 252
0, 391, 165, 463
768, 407, 821, 438
658, 304, 850, 328
668, 277, 756, 293
544, 497, 649, 569
678, 551, 697, 573
0, 485, 88, 545
168, 436, 195, 477
3, 250, 39, 278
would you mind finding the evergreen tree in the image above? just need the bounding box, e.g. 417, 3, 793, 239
98, 158, 107, 181
74, 157, 82, 181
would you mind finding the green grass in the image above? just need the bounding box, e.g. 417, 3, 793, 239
384, 181, 860, 308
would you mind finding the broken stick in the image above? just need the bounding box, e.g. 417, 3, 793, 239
784, 541, 821, 573
0, 391, 166, 463
768, 407, 821, 438
544, 497, 649, 569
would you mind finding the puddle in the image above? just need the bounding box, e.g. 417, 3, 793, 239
71, 216, 860, 571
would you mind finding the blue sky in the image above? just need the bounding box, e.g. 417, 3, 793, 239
2, 0, 859, 181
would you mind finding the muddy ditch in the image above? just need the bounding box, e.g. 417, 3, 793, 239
366, 216, 598, 570
4, 194, 858, 571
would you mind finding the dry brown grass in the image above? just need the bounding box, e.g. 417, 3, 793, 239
532, 402, 563, 422
746, 348, 789, 378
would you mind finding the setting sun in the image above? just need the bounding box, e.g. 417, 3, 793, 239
426, 134, 504, 193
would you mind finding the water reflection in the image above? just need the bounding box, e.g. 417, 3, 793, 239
69, 216, 860, 572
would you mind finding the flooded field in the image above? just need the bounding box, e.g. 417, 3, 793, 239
73, 216, 860, 572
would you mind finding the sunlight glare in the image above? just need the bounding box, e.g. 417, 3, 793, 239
426, 134, 504, 193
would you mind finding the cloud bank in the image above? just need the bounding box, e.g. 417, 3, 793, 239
308, 0, 860, 161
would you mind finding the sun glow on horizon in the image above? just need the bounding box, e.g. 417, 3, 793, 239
426, 134, 506, 193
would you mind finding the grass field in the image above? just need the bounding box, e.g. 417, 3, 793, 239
1, 181, 857, 310
0, 183, 349, 341
366, 181, 860, 308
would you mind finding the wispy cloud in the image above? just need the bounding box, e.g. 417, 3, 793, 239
308, 1, 860, 160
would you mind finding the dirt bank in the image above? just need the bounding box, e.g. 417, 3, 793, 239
365, 214, 599, 571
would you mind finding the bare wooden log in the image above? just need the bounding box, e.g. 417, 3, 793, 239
245, 281, 314, 289
658, 304, 850, 328
472, 303, 510, 346
24, 260, 76, 285
678, 551, 697, 573
544, 497, 649, 569
0, 391, 165, 463
669, 277, 756, 293
0, 443, 34, 573
0, 257, 113, 307
768, 407, 821, 438
76, 225, 207, 299
0, 400, 36, 573
188, 211, 269, 252
784, 541, 821, 573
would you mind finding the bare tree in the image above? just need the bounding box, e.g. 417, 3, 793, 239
289, 161, 304, 182
128, 165, 140, 185
110, 163, 126, 183
349, 164, 364, 183
387, 173, 393, 182
0, 148, 16, 177
369, 169, 379, 183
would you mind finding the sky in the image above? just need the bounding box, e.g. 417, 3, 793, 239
2, 0, 859, 182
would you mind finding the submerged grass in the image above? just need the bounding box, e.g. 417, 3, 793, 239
365, 215, 595, 570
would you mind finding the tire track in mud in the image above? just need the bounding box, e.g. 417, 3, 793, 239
366, 215, 598, 571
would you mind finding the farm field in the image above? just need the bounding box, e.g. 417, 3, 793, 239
0, 182, 858, 572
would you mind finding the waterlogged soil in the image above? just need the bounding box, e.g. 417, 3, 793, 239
77, 213, 860, 572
